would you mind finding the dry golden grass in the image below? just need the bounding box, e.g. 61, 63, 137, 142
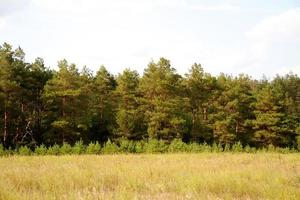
0, 153, 299, 200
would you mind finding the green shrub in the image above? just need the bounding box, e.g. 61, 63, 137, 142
186, 142, 202, 153
34, 144, 47, 155
134, 141, 145, 153
119, 139, 136, 153
86, 142, 101, 154
47, 144, 60, 155
168, 139, 187, 153
276, 147, 291, 154
72, 140, 85, 155
144, 139, 168, 153
199, 142, 211, 152
60, 142, 72, 155
211, 142, 223, 152
18, 146, 32, 156
244, 145, 251, 153
223, 143, 231, 152
6, 147, 14, 156
232, 142, 243, 152
0, 144, 5, 156
267, 144, 275, 152
102, 139, 119, 154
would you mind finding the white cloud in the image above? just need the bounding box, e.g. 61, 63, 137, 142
0, 17, 6, 29
228, 8, 300, 77
247, 8, 300, 43
0, 0, 29, 16
189, 4, 240, 12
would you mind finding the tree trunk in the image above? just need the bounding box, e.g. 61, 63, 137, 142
99, 97, 104, 129
62, 96, 66, 143
3, 104, 8, 144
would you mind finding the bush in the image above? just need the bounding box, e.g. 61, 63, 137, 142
211, 142, 223, 152
34, 144, 47, 155
275, 147, 291, 154
199, 142, 212, 152
186, 142, 202, 153
18, 146, 32, 156
72, 140, 85, 154
144, 139, 168, 153
60, 142, 72, 155
168, 139, 187, 153
232, 142, 243, 152
223, 143, 231, 152
102, 139, 119, 154
86, 142, 101, 154
0, 144, 5, 156
244, 145, 251, 153
47, 144, 60, 155
119, 139, 136, 153
134, 141, 145, 153
267, 144, 275, 152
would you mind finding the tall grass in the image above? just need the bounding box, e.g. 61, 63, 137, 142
0, 153, 299, 199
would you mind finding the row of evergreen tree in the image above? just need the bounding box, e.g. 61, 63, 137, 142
0, 43, 299, 148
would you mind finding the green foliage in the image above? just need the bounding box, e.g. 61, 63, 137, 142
0, 144, 5, 156
18, 146, 32, 156
168, 139, 188, 153
186, 142, 202, 152
140, 58, 187, 140
47, 144, 60, 155
267, 144, 275, 152
199, 142, 212, 152
34, 144, 47, 155
72, 140, 85, 154
244, 145, 256, 153
60, 143, 72, 155
0, 43, 299, 150
86, 142, 101, 154
232, 142, 243, 152
119, 139, 136, 153
0, 139, 299, 156
134, 141, 145, 153
211, 143, 223, 152
144, 139, 168, 153
224, 143, 231, 152
102, 139, 119, 154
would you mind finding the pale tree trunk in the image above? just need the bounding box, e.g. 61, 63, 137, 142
99, 96, 104, 129
3, 104, 8, 144
62, 96, 66, 143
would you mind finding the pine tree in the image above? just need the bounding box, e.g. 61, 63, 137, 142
0, 43, 23, 146
252, 84, 283, 146
211, 75, 254, 145
91, 66, 117, 142
43, 59, 87, 144
140, 58, 187, 141
184, 63, 217, 142
115, 69, 145, 140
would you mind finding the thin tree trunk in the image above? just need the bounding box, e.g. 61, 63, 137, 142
99, 97, 104, 129
3, 104, 8, 143
62, 96, 66, 143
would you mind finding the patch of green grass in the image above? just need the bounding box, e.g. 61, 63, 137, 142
0, 153, 299, 199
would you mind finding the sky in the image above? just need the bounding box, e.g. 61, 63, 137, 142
0, 0, 300, 78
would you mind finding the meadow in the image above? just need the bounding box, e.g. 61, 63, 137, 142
0, 153, 299, 200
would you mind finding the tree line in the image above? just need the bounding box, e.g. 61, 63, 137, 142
0, 42, 299, 149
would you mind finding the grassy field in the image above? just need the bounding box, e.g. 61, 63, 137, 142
0, 153, 299, 200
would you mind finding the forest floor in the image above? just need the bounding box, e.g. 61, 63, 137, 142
0, 153, 299, 200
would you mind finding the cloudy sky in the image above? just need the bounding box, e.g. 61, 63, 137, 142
0, 0, 300, 78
